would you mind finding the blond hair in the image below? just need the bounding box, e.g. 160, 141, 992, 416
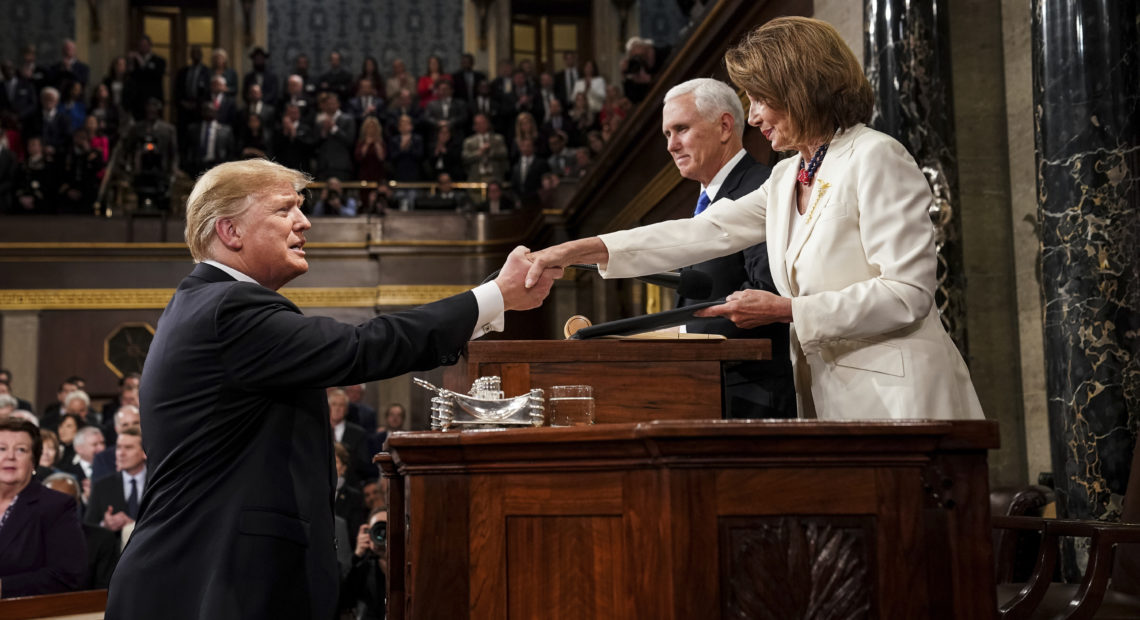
725, 17, 873, 147
184, 159, 310, 262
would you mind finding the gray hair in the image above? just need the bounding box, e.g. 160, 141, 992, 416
115, 404, 140, 421
9, 409, 38, 426
663, 78, 746, 139
64, 389, 91, 409
625, 37, 654, 54
0, 394, 17, 410
74, 426, 104, 449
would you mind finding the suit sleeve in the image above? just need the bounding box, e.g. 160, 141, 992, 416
789, 136, 937, 352
599, 182, 769, 279
2, 497, 88, 597
216, 285, 479, 390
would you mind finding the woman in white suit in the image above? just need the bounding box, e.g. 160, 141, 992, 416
525, 17, 984, 421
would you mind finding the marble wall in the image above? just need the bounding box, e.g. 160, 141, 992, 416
1033, 0, 1140, 578
266, 0, 465, 80
0, 0, 74, 68
864, 0, 969, 353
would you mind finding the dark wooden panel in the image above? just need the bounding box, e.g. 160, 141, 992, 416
406, 475, 469, 620
873, 467, 933, 619
719, 516, 875, 620
527, 360, 720, 423
36, 309, 162, 410
715, 468, 878, 515
0, 589, 108, 618
506, 515, 624, 620
671, 469, 718, 620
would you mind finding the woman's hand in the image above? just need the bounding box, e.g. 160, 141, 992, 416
695, 289, 793, 328
524, 238, 609, 288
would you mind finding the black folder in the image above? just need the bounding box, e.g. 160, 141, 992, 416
571, 299, 725, 340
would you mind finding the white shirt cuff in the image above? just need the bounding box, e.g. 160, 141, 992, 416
471, 281, 505, 339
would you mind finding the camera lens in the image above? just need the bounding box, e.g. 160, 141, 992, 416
369, 521, 387, 547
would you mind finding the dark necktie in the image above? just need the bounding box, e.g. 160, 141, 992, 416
694, 190, 711, 216
126, 477, 139, 519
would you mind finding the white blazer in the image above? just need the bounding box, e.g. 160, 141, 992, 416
599, 124, 984, 420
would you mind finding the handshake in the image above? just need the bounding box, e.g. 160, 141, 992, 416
493, 246, 564, 312
494, 238, 612, 312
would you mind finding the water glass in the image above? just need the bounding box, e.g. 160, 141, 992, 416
548, 385, 595, 426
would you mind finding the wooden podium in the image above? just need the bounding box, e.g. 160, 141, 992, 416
447, 340, 771, 423
381, 419, 999, 620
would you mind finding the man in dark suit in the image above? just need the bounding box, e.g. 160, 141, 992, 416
422, 80, 468, 140
183, 102, 236, 178
328, 388, 369, 486
22, 87, 72, 155
105, 158, 560, 619
273, 103, 315, 173
93, 405, 140, 482
128, 36, 167, 120
347, 78, 382, 125
86, 428, 146, 537
240, 83, 276, 128
553, 51, 579, 108
510, 137, 549, 202
242, 47, 279, 106
662, 78, 795, 419
49, 39, 90, 92
451, 53, 486, 107
206, 75, 239, 128
313, 92, 356, 180
318, 51, 353, 106
174, 45, 210, 142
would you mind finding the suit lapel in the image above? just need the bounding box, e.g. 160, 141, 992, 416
767, 163, 797, 296
712, 153, 755, 201
0, 481, 43, 557
782, 125, 863, 292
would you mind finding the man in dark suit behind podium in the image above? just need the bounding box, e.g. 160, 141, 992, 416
663, 78, 795, 419
105, 159, 560, 620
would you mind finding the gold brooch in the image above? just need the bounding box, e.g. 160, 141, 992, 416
804, 181, 831, 224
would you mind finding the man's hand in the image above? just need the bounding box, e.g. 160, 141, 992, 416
496, 246, 562, 311
694, 289, 793, 328
103, 506, 135, 532
354, 524, 370, 557
523, 237, 609, 289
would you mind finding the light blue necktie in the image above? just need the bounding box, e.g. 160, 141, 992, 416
694, 190, 711, 216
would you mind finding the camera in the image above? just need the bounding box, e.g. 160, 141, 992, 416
369, 520, 387, 548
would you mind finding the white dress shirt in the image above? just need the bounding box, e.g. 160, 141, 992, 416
122, 466, 148, 500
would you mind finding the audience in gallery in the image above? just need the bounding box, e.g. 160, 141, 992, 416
0, 39, 661, 217
0, 368, 404, 599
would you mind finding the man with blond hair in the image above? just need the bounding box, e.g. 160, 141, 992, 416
107, 158, 561, 619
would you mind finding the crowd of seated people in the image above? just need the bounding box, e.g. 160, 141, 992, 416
1, 38, 648, 217
0, 368, 396, 606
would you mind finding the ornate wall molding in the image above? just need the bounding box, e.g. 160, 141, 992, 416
0, 285, 472, 310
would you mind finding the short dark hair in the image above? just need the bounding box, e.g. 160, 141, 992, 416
0, 368, 12, 380
119, 427, 142, 439
0, 417, 42, 465
120, 372, 141, 387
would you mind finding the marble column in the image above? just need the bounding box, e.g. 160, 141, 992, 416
1033, 0, 1140, 579
864, 0, 968, 355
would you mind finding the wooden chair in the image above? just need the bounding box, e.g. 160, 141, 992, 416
993, 516, 1140, 619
